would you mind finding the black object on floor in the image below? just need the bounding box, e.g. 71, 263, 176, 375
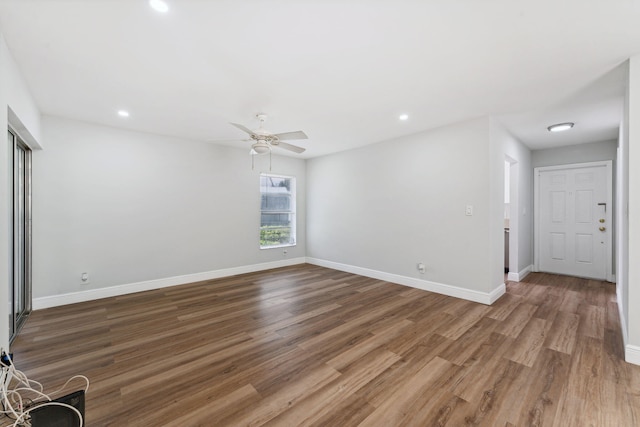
29, 390, 85, 427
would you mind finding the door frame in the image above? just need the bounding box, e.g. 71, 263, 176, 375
9, 127, 33, 343
534, 160, 614, 282
505, 155, 520, 282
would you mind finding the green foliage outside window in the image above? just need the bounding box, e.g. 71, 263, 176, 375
260, 226, 292, 246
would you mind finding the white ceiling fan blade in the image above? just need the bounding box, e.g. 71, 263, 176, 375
230, 122, 255, 135
207, 138, 251, 143
273, 141, 306, 153
274, 130, 308, 141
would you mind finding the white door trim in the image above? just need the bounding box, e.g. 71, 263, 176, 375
534, 160, 614, 282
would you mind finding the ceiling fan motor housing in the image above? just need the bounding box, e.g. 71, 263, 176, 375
252, 141, 271, 154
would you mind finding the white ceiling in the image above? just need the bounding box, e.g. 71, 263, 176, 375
1, 0, 640, 157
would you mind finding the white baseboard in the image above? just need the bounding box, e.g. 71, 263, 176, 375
33, 257, 508, 310
306, 258, 504, 305
615, 288, 639, 365
507, 264, 532, 282
33, 257, 306, 310
626, 345, 640, 366
618, 288, 628, 348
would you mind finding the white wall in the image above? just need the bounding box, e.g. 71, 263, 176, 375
306, 117, 504, 303
626, 54, 640, 363
491, 120, 533, 280
532, 140, 618, 168
0, 31, 42, 350
32, 116, 306, 301
617, 100, 629, 354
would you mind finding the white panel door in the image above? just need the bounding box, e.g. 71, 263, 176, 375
537, 164, 609, 280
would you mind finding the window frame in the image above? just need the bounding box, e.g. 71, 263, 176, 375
259, 173, 296, 249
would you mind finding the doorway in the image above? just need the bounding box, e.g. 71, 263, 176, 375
8, 128, 32, 342
504, 156, 520, 281
534, 161, 613, 281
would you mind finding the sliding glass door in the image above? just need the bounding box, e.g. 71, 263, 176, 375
8, 128, 32, 342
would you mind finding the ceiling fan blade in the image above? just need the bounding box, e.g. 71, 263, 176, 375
273, 141, 306, 153
230, 122, 255, 135
206, 138, 251, 145
274, 130, 308, 141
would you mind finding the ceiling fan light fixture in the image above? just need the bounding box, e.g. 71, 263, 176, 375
547, 122, 574, 132
251, 143, 271, 155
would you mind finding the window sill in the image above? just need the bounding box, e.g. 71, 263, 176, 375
260, 243, 296, 250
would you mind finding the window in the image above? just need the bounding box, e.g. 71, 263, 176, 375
260, 173, 296, 248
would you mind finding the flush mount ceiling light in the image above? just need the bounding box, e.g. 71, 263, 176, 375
149, 0, 169, 13
399, 114, 409, 121
547, 122, 574, 132
117, 110, 130, 117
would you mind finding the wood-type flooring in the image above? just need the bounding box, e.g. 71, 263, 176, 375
8, 264, 640, 426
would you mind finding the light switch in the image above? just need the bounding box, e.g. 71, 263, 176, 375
465, 205, 473, 216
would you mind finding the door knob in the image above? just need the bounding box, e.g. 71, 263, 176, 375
599, 218, 605, 223
599, 226, 606, 232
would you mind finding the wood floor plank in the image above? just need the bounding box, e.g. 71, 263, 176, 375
553, 335, 605, 426
384, 311, 454, 355
7, 265, 638, 427
297, 296, 414, 350
503, 317, 551, 367
469, 360, 528, 426
326, 318, 414, 371
494, 302, 538, 338
544, 311, 580, 354
437, 316, 500, 366
248, 303, 342, 339
262, 347, 401, 426
449, 332, 514, 403
224, 364, 341, 426
515, 348, 572, 427
436, 303, 493, 340
357, 356, 457, 427
486, 292, 523, 321
400, 391, 469, 427
355, 334, 454, 409
577, 303, 606, 339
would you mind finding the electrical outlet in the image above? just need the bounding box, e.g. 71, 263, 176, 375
417, 263, 426, 274
283, 249, 288, 256
465, 205, 473, 216
81, 272, 90, 285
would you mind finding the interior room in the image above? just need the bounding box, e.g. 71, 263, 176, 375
1, 1, 640, 425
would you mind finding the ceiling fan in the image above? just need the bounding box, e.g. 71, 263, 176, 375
230, 114, 308, 155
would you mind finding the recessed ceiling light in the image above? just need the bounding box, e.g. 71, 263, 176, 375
547, 122, 574, 132
399, 114, 409, 121
117, 110, 130, 118
149, 0, 169, 13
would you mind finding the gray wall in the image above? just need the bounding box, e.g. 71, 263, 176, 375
0, 32, 42, 350
32, 116, 306, 298
307, 117, 501, 295
626, 54, 640, 354
493, 120, 533, 277
532, 140, 617, 168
